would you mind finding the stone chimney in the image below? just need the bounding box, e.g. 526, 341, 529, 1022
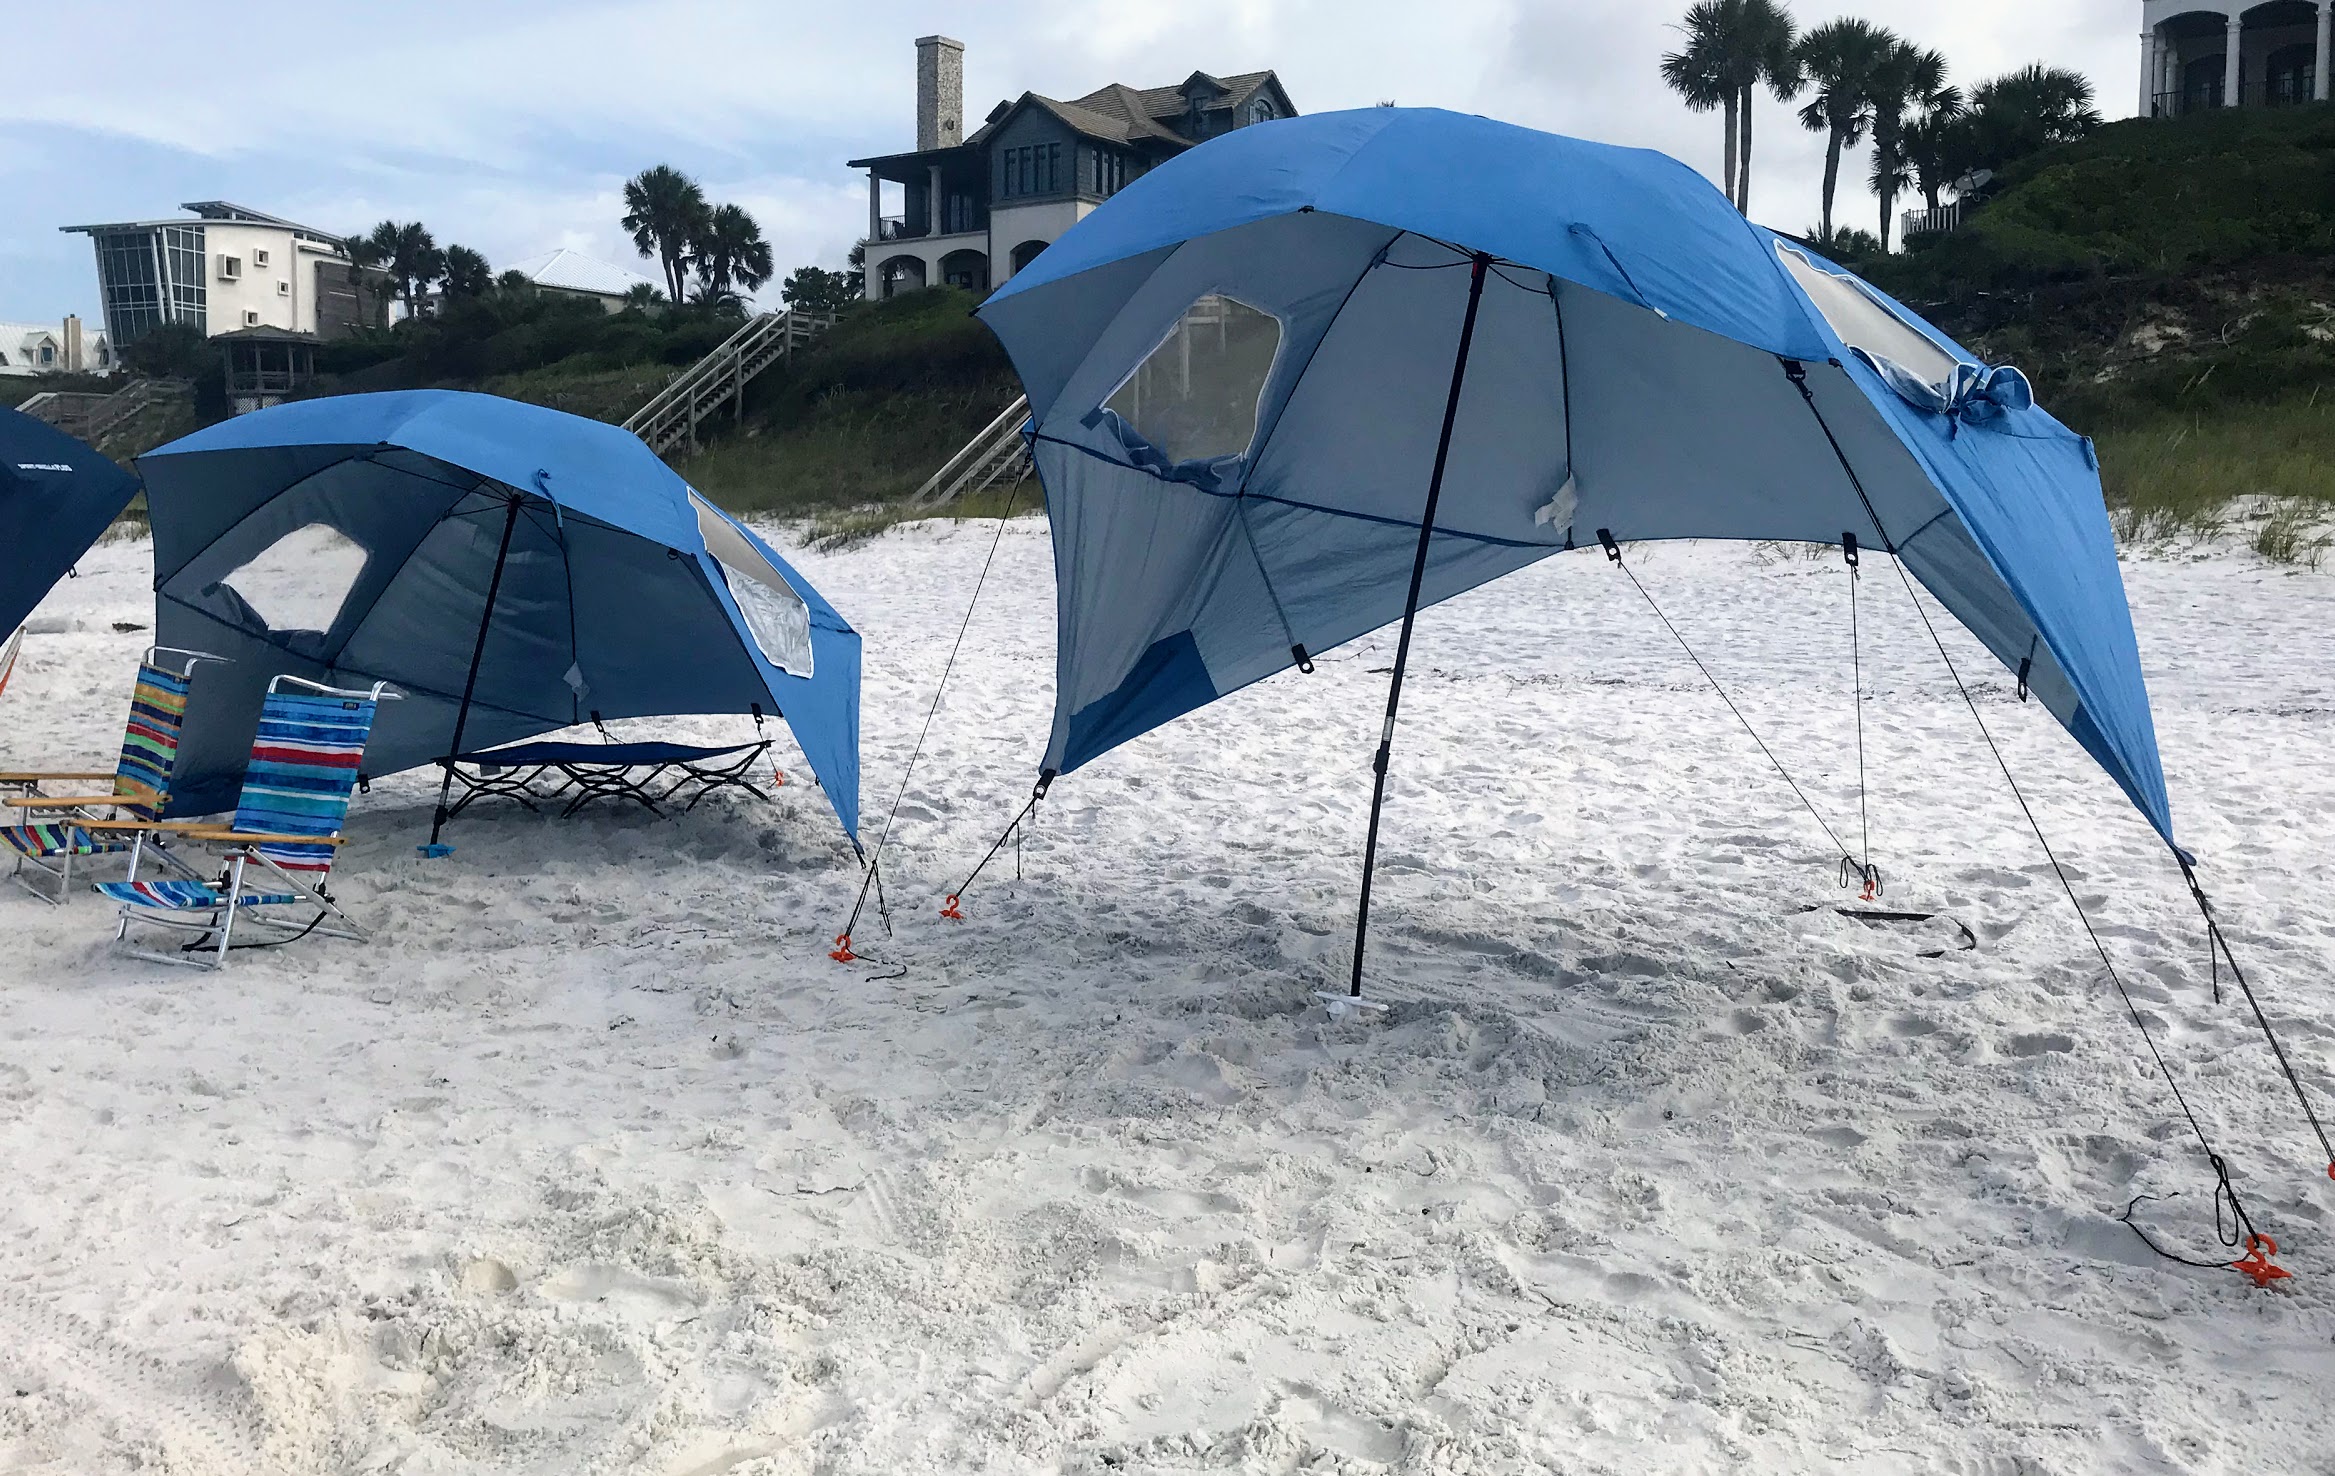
61, 315, 82, 373
916, 35, 965, 151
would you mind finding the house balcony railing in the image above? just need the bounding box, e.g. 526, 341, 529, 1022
868, 213, 990, 247
2248, 75, 2320, 107
2154, 77, 2322, 117
2153, 87, 2223, 116
1901, 200, 1966, 241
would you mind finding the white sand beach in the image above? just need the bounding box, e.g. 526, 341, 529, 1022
0, 522, 2329, 1473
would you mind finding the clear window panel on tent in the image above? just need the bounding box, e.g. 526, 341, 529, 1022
690, 494, 814, 677
1777, 244, 1961, 389
1104, 294, 1282, 464
220, 522, 369, 633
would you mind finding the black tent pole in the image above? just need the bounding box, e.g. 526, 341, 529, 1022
426, 492, 524, 852
1347, 250, 1492, 1000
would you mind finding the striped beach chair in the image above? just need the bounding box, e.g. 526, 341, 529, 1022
2, 648, 220, 904
99, 675, 397, 967
0, 626, 21, 703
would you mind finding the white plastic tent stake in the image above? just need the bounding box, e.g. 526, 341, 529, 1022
1313, 991, 1390, 1022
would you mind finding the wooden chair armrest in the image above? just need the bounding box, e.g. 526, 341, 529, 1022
66, 818, 174, 832
10, 789, 162, 812
174, 827, 346, 847
9, 794, 119, 811
0, 771, 115, 785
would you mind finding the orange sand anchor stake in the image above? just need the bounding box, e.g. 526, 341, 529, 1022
829, 933, 859, 963
940, 893, 964, 920
2232, 1234, 2294, 1289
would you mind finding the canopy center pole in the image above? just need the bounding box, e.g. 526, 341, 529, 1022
1346, 251, 1492, 1001
426, 492, 525, 853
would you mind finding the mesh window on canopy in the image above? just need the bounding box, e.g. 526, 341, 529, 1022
690, 493, 814, 678
220, 522, 369, 633
1104, 294, 1282, 464
1778, 244, 1961, 389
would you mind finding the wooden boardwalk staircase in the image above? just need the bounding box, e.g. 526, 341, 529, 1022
623, 308, 837, 456
909, 395, 1034, 508
15, 378, 195, 458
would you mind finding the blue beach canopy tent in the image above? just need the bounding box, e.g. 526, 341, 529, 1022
975, 106, 2175, 965
2, 407, 141, 636
973, 106, 2335, 1261
135, 391, 861, 842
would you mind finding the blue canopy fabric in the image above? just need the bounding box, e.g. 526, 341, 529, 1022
135, 391, 861, 837
2, 407, 140, 636
979, 106, 2177, 851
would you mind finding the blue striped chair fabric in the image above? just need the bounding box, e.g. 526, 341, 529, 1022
95, 878, 298, 909
229, 690, 378, 874
2, 821, 128, 860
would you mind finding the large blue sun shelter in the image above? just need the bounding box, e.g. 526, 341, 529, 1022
2, 407, 141, 636
135, 391, 861, 840
976, 105, 2177, 995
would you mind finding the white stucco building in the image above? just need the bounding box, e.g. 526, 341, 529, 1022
60, 202, 363, 348
0, 316, 111, 378
2143, 1, 2334, 114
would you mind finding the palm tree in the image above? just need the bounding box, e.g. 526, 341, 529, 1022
620, 281, 667, 312
1662, 0, 1800, 215
344, 233, 395, 328
364, 220, 444, 321
692, 203, 776, 303
1964, 64, 2102, 173
1795, 17, 1890, 242
440, 244, 492, 299
1734, 0, 1801, 217
1901, 97, 1972, 215
1662, 3, 1745, 206
1866, 42, 1951, 252
622, 165, 710, 304
1801, 223, 1884, 262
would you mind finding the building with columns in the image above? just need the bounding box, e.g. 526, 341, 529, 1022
2143, 1, 2333, 115
848, 36, 1296, 301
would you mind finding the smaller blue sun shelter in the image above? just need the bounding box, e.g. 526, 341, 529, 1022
979, 107, 2176, 858
2, 407, 140, 636
136, 391, 861, 840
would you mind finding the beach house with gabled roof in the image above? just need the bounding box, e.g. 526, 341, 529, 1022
849, 37, 1296, 300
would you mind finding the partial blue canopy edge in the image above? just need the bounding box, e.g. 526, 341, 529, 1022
1, 407, 140, 636
980, 107, 2176, 850
137, 391, 861, 836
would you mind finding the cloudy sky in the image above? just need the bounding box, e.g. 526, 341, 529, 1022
2, 0, 2138, 323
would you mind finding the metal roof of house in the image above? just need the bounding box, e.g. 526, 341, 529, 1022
181, 201, 303, 226
61, 201, 348, 248
502, 248, 658, 298
0, 320, 108, 371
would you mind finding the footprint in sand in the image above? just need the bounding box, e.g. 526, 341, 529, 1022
2006, 1031, 2076, 1058
538, 1264, 702, 1321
